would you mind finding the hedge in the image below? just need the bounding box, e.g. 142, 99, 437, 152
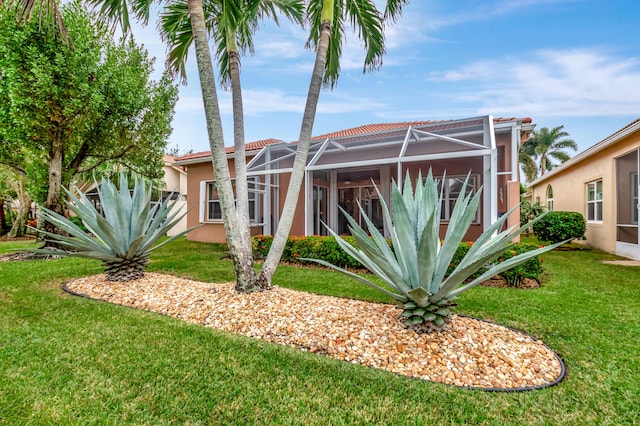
252, 235, 546, 286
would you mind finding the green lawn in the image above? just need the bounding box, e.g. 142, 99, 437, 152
1, 238, 638, 425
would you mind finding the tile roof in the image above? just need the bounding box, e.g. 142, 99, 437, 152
173, 138, 284, 161
310, 117, 532, 142
172, 117, 533, 163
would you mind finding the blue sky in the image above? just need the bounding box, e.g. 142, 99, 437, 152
132, 0, 640, 155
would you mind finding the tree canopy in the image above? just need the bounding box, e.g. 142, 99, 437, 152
0, 2, 178, 216
520, 125, 578, 183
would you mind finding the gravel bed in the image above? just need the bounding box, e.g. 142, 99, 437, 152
65, 273, 564, 390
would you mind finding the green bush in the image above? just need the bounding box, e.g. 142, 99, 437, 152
497, 243, 544, 287
533, 211, 586, 243
68, 216, 89, 233
252, 235, 547, 285
520, 200, 545, 231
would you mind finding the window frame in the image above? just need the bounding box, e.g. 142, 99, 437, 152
203, 178, 261, 224
586, 179, 603, 222
546, 185, 554, 211
436, 175, 480, 224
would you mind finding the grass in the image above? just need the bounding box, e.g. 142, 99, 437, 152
1, 238, 638, 425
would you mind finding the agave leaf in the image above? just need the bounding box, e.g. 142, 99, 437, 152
407, 287, 430, 307
390, 184, 419, 288
33, 248, 122, 262
300, 257, 407, 302
126, 234, 146, 259
432, 182, 482, 286
323, 226, 410, 295
417, 210, 439, 295
145, 224, 203, 254
440, 240, 567, 301
31, 228, 108, 253
423, 312, 437, 322
36, 208, 88, 239
406, 316, 423, 326
354, 199, 396, 261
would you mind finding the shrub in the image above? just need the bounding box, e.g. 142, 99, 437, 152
68, 216, 88, 233
533, 211, 586, 243
252, 235, 547, 286
497, 243, 544, 287
520, 200, 545, 232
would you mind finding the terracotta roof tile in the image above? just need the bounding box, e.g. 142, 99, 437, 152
172, 117, 532, 163
173, 138, 283, 161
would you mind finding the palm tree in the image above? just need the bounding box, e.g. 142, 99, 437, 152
520, 125, 577, 182
157, 0, 408, 291
158, 0, 304, 292
255, 0, 409, 288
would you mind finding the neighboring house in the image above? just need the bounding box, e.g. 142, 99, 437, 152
174, 115, 534, 244
529, 118, 640, 260
162, 154, 188, 236
76, 154, 188, 236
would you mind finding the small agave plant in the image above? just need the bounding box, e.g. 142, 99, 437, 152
34, 174, 198, 282
305, 171, 564, 332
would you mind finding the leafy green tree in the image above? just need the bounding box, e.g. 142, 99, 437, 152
520, 125, 578, 182
0, 3, 178, 240
2, 0, 408, 291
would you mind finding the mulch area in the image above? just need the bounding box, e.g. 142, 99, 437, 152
64, 273, 564, 391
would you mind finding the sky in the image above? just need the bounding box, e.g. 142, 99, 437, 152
129, 0, 640, 156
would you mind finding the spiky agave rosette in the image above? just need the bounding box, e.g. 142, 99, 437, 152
303, 170, 564, 333
33, 174, 199, 281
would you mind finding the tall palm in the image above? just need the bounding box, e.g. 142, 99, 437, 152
520, 125, 577, 182
255, 0, 409, 288
158, 0, 304, 292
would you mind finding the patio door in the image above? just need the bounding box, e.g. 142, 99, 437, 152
616, 149, 640, 259
313, 185, 328, 236
337, 186, 384, 235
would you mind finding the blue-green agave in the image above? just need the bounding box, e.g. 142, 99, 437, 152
305, 171, 564, 332
34, 174, 198, 282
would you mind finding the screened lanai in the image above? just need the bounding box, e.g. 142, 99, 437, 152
246, 115, 523, 238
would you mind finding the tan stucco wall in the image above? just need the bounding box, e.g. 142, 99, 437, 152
530, 132, 640, 255
183, 160, 229, 243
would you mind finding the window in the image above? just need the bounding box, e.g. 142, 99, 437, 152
586, 180, 603, 222
205, 178, 260, 222
437, 175, 478, 222
546, 185, 554, 211
633, 173, 638, 224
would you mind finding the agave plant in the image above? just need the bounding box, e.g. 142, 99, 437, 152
304, 171, 564, 332
34, 174, 198, 282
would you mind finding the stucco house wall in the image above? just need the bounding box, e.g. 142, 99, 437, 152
529, 118, 640, 259
174, 116, 532, 245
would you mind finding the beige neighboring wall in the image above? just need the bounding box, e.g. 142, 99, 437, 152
529, 119, 640, 256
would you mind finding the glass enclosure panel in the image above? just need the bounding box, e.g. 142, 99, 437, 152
313, 185, 328, 236
616, 150, 639, 243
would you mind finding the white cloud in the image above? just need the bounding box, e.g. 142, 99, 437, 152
426, 48, 640, 117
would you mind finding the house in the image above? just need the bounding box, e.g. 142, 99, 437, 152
173, 115, 534, 244
75, 154, 188, 236
529, 118, 640, 260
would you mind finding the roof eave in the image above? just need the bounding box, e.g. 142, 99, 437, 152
529, 117, 640, 187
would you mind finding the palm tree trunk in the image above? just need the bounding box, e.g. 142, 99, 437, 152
256, 16, 332, 289
228, 42, 257, 291
187, 0, 256, 291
